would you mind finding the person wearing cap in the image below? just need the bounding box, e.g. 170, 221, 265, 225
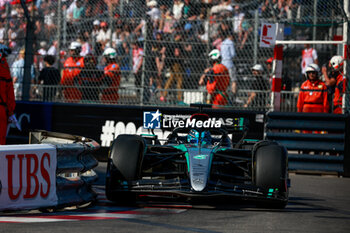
297, 63, 329, 113
244, 64, 270, 110
146, 1, 161, 22
92, 19, 100, 40
96, 21, 111, 53
61, 41, 84, 103
0, 44, 16, 145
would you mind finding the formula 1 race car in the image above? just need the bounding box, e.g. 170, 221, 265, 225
105, 111, 289, 208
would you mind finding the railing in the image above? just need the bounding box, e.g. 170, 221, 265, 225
265, 112, 350, 176
26, 84, 300, 112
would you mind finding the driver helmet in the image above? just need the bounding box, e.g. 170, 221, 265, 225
187, 129, 200, 144
187, 129, 212, 145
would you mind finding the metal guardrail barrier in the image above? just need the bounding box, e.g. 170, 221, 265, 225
265, 112, 350, 176
29, 130, 100, 210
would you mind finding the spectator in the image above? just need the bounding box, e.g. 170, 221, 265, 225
91, 19, 100, 42
266, 57, 292, 91
61, 41, 84, 103
297, 63, 329, 113
151, 32, 165, 93
76, 54, 103, 102
36, 41, 47, 72
101, 48, 121, 104
220, 29, 237, 96
78, 33, 92, 57
161, 10, 175, 35
34, 20, 48, 45
47, 40, 58, 56
38, 55, 61, 102
182, 0, 200, 21
119, 40, 131, 71
96, 21, 112, 54
65, 0, 77, 22
321, 60, 335, 112
199, 49, 230, 108
112, 24, 123, 49
0, 20, 5, 44
238, 14, 253, 50
7, 19, 18, 49
232, 4, 245, 41
158, 3, 168, 32
260, 0, 281, 19
172, 0, 184, 20
196, 8, 209, 43
244, 64, 270, 110
212, 29, 223, 51
85, 0, 107, 18
146, 0, 161, 24
161, 32, 184, 102
72, 0, 85, 22
0, 44, 16, 145
131, 41, 144, 94
183, 23, 205, 89
209, 13, 222, 41
11, 49, 35, 98
210, 0, 233, 15
43, 6, 56, 36
66, 0, 85, 25
301, 43, 318, 82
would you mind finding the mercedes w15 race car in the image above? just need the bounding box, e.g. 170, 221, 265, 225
105, 111, 289, 208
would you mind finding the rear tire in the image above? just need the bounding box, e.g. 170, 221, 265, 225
253, 141, 288, 208
106, 135, 145, 205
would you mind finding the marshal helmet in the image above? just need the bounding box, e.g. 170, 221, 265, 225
209, 49, 221, 61
305, 63, 320, 73
69, 41, 82, 55
103, 47, 117, 59
330, 55, 344, 71
305, 63, 320, 80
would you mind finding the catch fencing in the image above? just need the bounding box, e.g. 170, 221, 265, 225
1, 0, 348, 111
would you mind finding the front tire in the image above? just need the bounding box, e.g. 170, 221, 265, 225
253, 141, 288, 208
105, 135, 145, 205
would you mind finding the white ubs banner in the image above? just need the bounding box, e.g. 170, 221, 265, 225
0, 144, 57, 210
